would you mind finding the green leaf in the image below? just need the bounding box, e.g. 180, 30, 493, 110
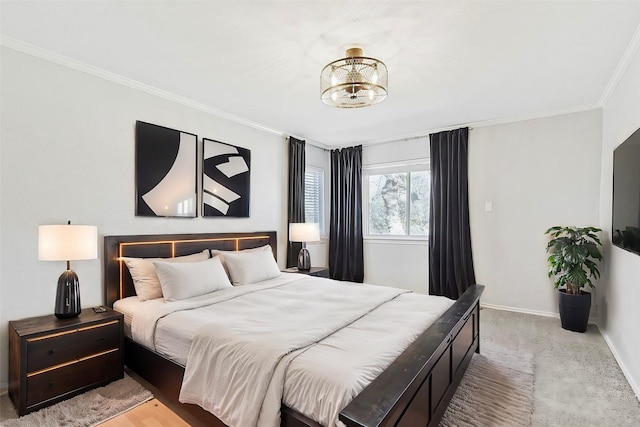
584, 259, 601, 279
544, 226, 562, 235
562, 245, 586, 264
584, 243, 603, 260
567, 266, 588, 288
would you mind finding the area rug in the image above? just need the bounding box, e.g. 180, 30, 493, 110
440, 343, 535, 427
0, 374, 153, 427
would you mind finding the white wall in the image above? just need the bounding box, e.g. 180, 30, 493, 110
599, 42, 640, 397
469, 110, 603, 315
0, 47, 287, 387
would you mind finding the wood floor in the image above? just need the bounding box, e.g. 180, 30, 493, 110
99, 398, 190, 427
99, 369, 208, 427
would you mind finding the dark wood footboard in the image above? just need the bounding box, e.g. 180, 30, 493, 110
340, 284, 484, 427
104, 233, 484, 427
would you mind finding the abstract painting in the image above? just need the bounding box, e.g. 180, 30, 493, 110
202, 138, 251, 217
135, 121, 197, 217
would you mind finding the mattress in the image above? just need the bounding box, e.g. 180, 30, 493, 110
112, 295, 138, 338
114, 273, 454, 427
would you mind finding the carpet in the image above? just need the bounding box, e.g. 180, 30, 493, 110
440, 343, 535, 427
0, 374, 153, 427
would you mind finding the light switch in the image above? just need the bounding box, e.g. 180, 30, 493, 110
484, 202, 493, 212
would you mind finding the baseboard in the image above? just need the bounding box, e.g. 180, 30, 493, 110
480, 303, 558, 318
480, 303, 599, 324
596, 325, 640, 402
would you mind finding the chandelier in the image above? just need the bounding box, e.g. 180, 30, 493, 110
321, 47, 388, 108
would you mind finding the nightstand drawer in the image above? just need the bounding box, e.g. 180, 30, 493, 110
26, 349, 121, 408
27, 320, 121, 373
9, 309, 124, 416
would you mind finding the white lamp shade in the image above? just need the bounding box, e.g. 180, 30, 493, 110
289, 223, 320, 243
38, 225, 98, 261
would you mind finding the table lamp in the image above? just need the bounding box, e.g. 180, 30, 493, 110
38, 222, 98, 318
289, 223, 320, 271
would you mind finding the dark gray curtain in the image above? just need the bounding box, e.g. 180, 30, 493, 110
329, 145, 364, 282
429, 127, 476, 299
287, 137, 305, 268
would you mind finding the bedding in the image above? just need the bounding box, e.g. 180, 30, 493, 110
222, 247, 281, 285
112, 296, 138, 337
122, 249, 210, 300
124, 273, 454, 427
210, 244, 272, 276
154, 256, 232, 300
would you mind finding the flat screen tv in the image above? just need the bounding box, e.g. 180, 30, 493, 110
612, 127, 640, 255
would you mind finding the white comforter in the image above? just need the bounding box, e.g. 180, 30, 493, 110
130, 274, 454, 427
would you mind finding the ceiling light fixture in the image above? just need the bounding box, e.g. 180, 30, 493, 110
321, 47, 388, 108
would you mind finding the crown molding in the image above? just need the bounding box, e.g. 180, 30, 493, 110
340, 103, 601, 149
599, 22, 640, 106
463, 103, 602, 130
0, 36, 285, 138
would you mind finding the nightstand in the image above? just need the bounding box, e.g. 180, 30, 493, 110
8, 308, 124, 416
283, 267, 330, 278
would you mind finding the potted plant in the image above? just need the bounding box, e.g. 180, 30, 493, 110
544, 226, 603, 332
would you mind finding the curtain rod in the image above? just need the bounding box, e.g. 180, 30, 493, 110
361, 126, 474, 148
288, 126, 474, 151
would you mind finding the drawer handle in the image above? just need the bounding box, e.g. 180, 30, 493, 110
48, 382, 55, 388
48, 349, 54, 355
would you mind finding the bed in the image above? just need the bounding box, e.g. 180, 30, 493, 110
104, 231, 484, 427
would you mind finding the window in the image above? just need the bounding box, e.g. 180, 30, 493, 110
305, 166, 325, 235
364, 161, 430, 237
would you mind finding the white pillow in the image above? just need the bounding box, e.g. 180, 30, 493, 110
153, 256, 232, 301
122, 250, 209, 301
211, 245, 272, 276
223, 249, 281, 286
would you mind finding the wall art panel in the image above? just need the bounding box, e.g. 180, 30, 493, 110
202, 138, 251, 217
135, 121, 197, 217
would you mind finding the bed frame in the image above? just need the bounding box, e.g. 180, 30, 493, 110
104, 231, 484, 427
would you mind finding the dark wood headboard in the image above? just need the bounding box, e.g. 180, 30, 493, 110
103, 231, 277, 307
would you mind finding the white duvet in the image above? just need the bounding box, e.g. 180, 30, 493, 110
129, 274, 454, 427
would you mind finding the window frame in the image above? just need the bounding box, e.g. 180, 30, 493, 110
363, 159, 430, 241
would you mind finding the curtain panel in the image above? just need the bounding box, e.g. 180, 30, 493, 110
429, 127, 476, 299
329, 145, 364, 282
287, 136, 305, 268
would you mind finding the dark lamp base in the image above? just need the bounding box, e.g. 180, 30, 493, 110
55, 270, 81, 319
297, 248, 311, 271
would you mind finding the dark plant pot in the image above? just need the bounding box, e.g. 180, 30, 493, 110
558, 289, 591, 333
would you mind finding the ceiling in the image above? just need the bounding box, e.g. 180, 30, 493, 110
2, 1, 640, 147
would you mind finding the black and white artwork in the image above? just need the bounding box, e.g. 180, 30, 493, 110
202, 138, 251, 217
135, 121, 197, 217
